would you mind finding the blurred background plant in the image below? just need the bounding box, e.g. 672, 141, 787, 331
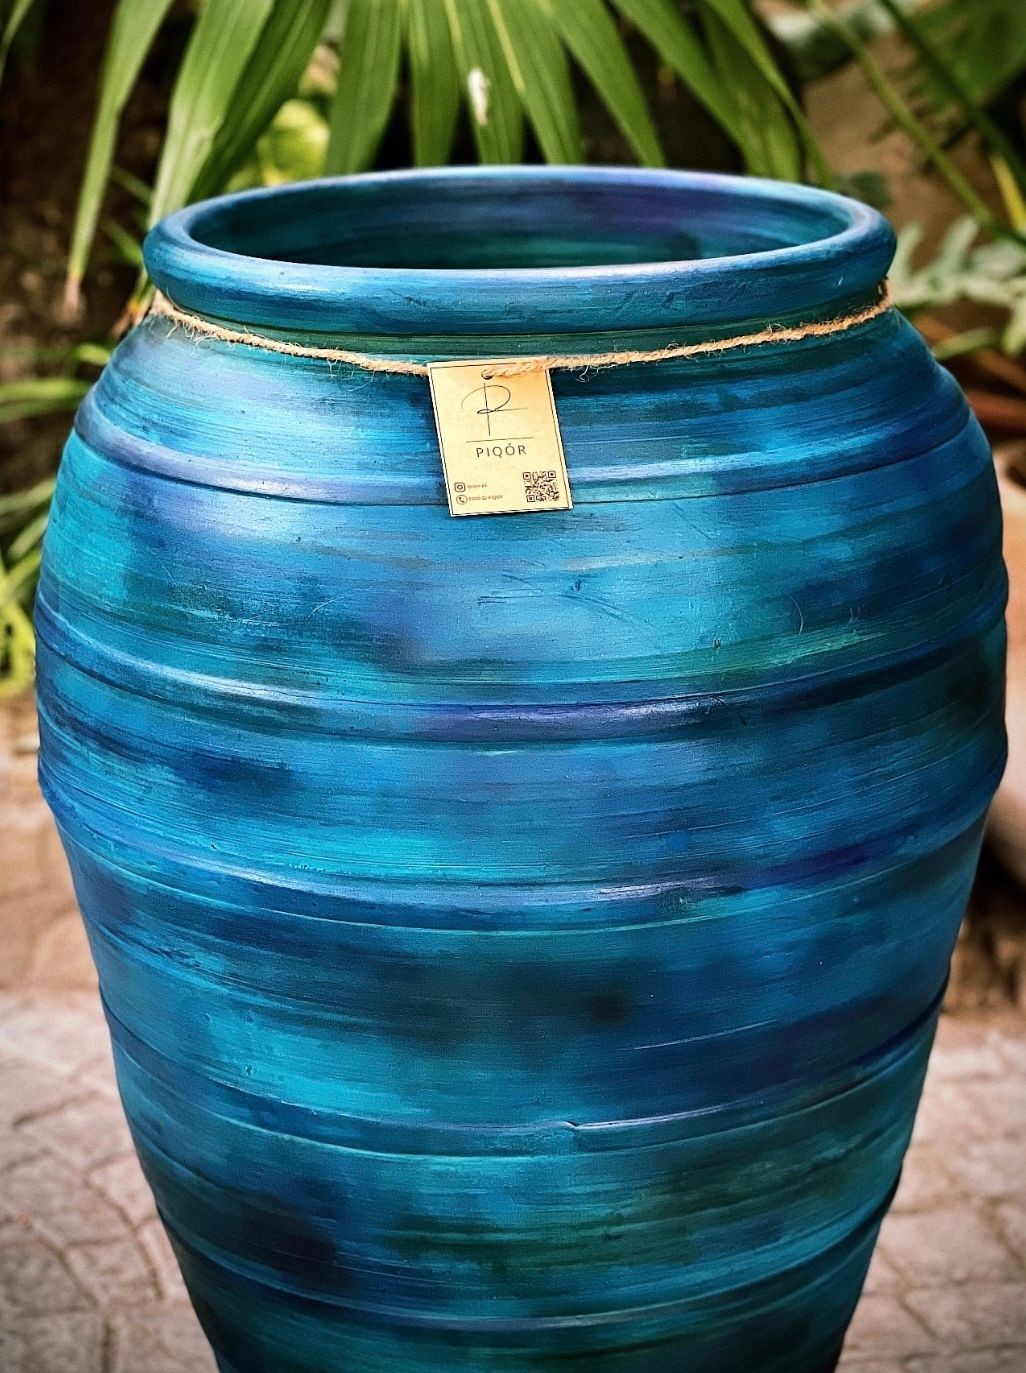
4, 0, 1026, 691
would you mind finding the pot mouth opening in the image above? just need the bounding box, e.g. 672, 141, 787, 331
178, 170, 860, 270
144, 167, 895, 340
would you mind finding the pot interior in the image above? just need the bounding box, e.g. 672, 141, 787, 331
189, 172, 857, 272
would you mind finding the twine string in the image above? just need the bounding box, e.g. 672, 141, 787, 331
148, 284, 892, 378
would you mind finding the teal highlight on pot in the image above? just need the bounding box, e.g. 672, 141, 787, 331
36, 167, 1006, 1372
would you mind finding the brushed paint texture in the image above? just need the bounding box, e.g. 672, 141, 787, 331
37, 168, 1006, 1372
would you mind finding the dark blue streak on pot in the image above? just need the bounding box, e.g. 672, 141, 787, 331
37, 168, 1005, 1372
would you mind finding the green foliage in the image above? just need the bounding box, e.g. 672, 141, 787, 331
614, 0, 745, 147
791, 0, 1026, 249
15, 0, 1026, 696
254, 100, 331, 187
35, 0, 824, 303
0, 0, 42, 84
0, 378, 91, 426
64, 0, 176, 310
487, 0, 581, 163
0, 475, 54, 694
891, 216, 1026, 355
915, 0, 1026, 106
148, 0, 276, 227
405, 0, 461, 165
445, 0, 527, 163
0, 350, 109, 693
703, 5, 800, 179
189, 0, 332, 203
543, 0, 662, 166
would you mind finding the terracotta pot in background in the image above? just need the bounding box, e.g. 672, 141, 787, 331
990, 446, 1026, 882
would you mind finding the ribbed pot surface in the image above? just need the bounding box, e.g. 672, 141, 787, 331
37, 168, 1006, 1373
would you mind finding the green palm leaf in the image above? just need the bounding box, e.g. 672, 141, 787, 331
539, 0, 664, 167
405, 0, 461, 166
699, 0, 828, 181
0, 0, 40, 84
0, 378, 90, 425
64, 0, 176, 310
612, 0, 744, 147
444, 0, 525, 164
487, 0, 582, 163
193, 0, 331, 200
325, 0, 403, 174
0, 543, 37, 696
916, 0, 1026, 105
148, 0, 275, 227
0, 477, 55, 518
8, 510, 48, 562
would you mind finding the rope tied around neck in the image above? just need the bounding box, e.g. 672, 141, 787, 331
148, 283, 892, 378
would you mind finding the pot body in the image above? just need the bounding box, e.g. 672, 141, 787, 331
37, 170, 1005, 1373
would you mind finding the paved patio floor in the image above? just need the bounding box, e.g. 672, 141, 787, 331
0, 989, 1024, 1372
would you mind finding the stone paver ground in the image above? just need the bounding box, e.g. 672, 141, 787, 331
0, 991, 1023, 1373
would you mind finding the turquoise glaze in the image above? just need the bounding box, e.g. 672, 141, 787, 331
37, 168, 1005, 1372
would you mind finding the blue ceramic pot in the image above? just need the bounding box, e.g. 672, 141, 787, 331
37, 168, 1005, 1373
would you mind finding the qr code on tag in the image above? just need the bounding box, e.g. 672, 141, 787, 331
522, 469, 560, 504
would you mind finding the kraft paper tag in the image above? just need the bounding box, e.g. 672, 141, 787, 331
427, 360, 572, 517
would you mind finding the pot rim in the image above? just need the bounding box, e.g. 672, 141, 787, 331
143, 165, 895, 340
